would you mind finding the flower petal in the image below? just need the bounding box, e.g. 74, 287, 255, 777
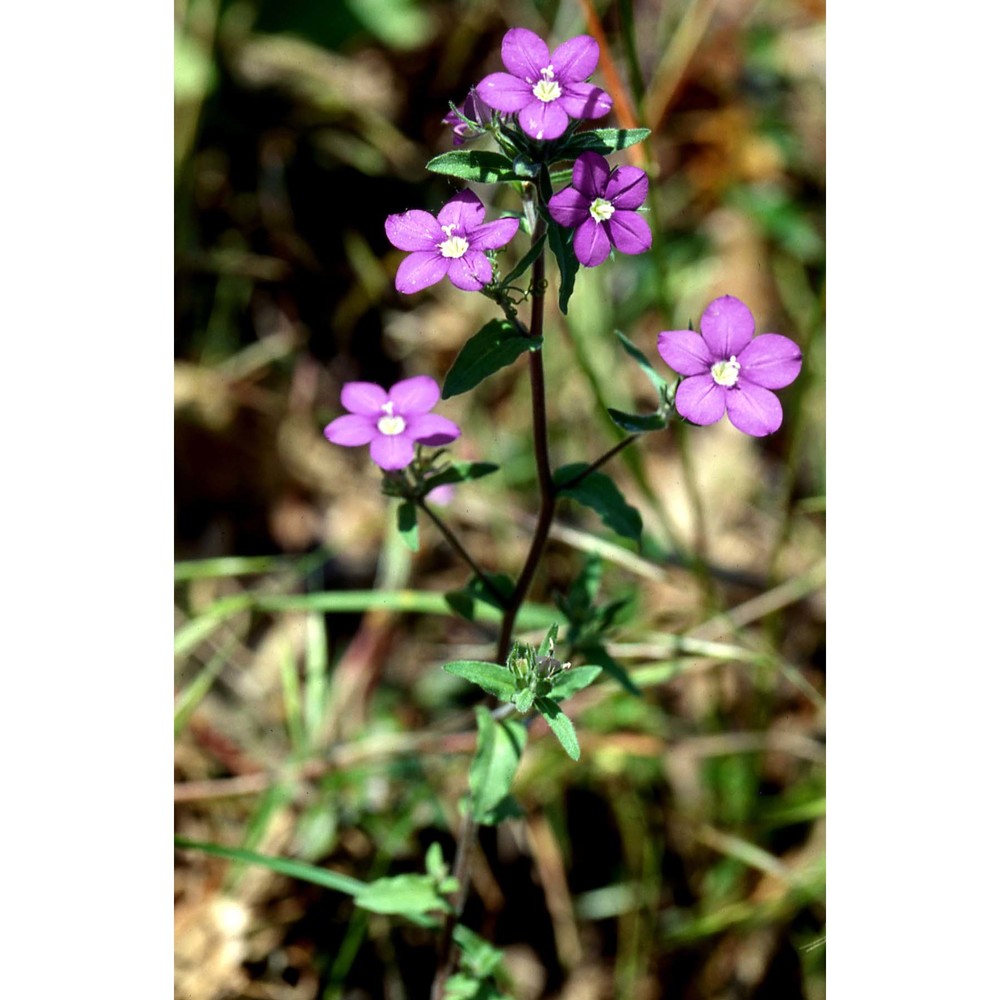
736, 333, 802, 390
572, 151, 611, 198
394, 250, 449, 294
547, 186, 590, 227
389, 375, 439, 415
385, 210, 442, 251
437, 190, 485, 232
558, 82, 612, 120
369, 433, 415, 471
675, 375, 727, 426
551, 35, 599, 81
468, 215, 520, 251
605, 166, 648, 209
657, 330, 714, 376
341, 381, 388, 415
477, 72, 533, 113
407, 413, 461, 445
607, 210, 651, 255
572, 217, 611, 267
518, 99, 569, 141
501, 27, 551, 80
724, 382, 783, 436
447, 250, 492, 290
324, 414, 377, 446
700, 295, 755, 357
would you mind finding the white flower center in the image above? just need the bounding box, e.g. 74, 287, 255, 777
532, 65, 561, 103
710, 356, 741, 387
437, 226, 469, 258
377, 401, 406, 436
589, 197, 615, 223
377, 414, 406, 436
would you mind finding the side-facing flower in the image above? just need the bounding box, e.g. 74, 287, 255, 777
385, 190, 520, 295
324, 376, 461, 471
477, 28, 612, 141
657, 295, 802, 437
547, 152, 652, 267
443, 87, 493, 146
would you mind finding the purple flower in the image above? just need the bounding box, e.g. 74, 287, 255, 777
324, 376, 461, 471
385, 190, 520, 295
443, 87, 493, 146
657, 296, 802, 437
477, 28, 612, 141
547, 152, 652, 267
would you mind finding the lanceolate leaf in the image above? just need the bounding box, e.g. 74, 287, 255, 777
548, 665, 602, 701
422, 461, 499, 492
354, 873, 451, 922
607, 407, 667, 433
554, 463, 643, 543
500, 236, 546, 289
546, 221, 579, 314
469, 707, 527, 824
615, 329, 669, 393
562, 128, 651, 156
578, 643, 641, 696
426, 150, 518, 184
536, 696, 580, 760
442, 320, 535, 398
445, 572, 513, 621
396, 501, 419, 551
442, 660, 517, 701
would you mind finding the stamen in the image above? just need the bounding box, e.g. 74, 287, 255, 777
437, 234, 470, 259
377, 414, 406, 436
589, 198, 615, 223
710, 356, 741, 387
532, 66, 561, 103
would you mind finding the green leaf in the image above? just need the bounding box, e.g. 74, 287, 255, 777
396, 501, 419, 551
442, 660, 517, 701
536, 697, 580, 760
513, 688, 535, 714
578, 643, 641, 696
562, 127, 651, 156
422, 461, 499, 492
546, 221, 579, 315
426, 150, 518, 184
174, 837, 365, 896
442, 320, 535, 399
453, 925, 506, 977
607, 407, 667, 433
500, 236, 546, 289
354, 873, 451, 922
444, 572, 514, 622
548, 167, 574, 187
554, 463, 643, 543
548, 665, 602, 701
614, 329, 669, 393
425, 842, 447, 881
469, 706, 527, 824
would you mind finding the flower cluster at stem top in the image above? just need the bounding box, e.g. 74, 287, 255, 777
322, 30, 804, 477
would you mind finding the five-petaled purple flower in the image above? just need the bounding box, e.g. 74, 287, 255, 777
385, 190, 520, 295
548, 152, 652, 267
477, 28, 612, 141
324, 376, 461, 471
443, 87, 493, 146
657, 296, 802, 437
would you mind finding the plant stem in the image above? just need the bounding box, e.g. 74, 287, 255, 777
495, 229, 553, 665
432, 212, 551, 1000
415, 498, 509, 607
